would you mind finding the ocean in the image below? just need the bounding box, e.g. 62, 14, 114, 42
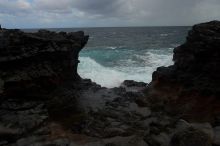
25, 27, 190, 88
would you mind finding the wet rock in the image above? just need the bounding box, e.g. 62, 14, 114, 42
0, 28, 89, 99
175, 119, 191, 131
16, 136, 46, 146
1, 21, 220, 146
0, 28, 89, 145
213, 126, 220, 145
191, 123, 214, 140
147, 21, 220, 122
121, 80, 147, 93
104, 135, 148, 146
0, 125, 19, 143
1, 103, 48, 129
128, 103, 151, 117
136, 117, 157, 129
122, 80, 147, 88
151, 132, 170, 146
103, 128, 126, 137
170, 127, 212, 146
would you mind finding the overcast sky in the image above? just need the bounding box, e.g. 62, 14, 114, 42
0, 0, 220, 28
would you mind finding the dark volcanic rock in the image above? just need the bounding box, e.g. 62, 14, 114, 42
0, 29, 88, 99
122, 80, 147, 88
0, 29, 89, 145
1, 21, 219, 146
170, 127, 212, 146
147, 21, 220, 122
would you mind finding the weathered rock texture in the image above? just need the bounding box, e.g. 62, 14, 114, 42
0, 29, 89, 145
1, 21, 220, 146
146, 21, 220, 122
0, 29, 88, 99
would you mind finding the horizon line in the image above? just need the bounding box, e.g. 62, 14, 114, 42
8, 25, 192, 30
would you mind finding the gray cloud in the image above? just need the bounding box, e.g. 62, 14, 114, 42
33, 0, 73, 13
0, 0, 31, 15
73, 0, 121, 15
0, 0, 220, 28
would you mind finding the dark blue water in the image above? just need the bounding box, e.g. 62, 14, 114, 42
24, 27, 190, 87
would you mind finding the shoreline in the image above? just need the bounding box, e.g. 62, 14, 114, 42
0, 21, 220, 146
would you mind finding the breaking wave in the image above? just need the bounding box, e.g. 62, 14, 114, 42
78, 48, 173, 88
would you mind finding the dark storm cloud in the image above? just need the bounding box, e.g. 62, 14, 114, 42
33, 0, 127, 18
73, 0, 122, 16
0, 0, 220, 28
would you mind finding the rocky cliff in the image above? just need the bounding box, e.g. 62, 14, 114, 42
1, 21, 220, 146
146, 21, 220, 122
0, 28, 90, 145
0, 29, 88, 99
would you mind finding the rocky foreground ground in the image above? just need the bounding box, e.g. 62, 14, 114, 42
0, 21, 220, 146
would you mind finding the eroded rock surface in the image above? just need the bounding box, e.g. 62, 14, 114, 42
146, 21, 220, 122
1, 21, 220, 146
0, 29, 89, 145
0, 29, 88, 99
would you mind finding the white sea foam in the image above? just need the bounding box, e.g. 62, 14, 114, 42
160, 33, 169, 37
107, 46, 117, 50
78, 49, 173, 88
78, 57, 129, 88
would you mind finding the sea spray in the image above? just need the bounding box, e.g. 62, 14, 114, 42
78, 48, 173, 87
75, 26, 188, 87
